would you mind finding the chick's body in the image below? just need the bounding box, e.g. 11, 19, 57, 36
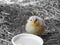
25, 16, 46, 35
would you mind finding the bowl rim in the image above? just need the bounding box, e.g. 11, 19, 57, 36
11, 33, 44, 45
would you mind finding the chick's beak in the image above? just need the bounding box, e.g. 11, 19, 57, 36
31, 19, 40, 27
34, 19, 37, 23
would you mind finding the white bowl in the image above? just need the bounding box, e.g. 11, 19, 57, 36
11, 33, 44, 45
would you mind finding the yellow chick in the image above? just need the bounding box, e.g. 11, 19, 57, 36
25, 16, 46, 35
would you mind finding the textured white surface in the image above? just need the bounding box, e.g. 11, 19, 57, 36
0, 0, 60, 45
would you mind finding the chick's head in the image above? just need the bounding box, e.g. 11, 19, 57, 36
27, 16, 46, 27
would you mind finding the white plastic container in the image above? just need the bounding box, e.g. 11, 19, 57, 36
11, 33, 44, 45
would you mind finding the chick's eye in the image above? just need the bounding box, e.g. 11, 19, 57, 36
30, 20, 32, 21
